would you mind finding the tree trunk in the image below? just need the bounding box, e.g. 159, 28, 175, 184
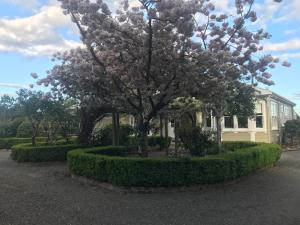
32, 127, 38, 146
112, 112, 120, 146
78, 108, 96, 146
164, 116, 169, 156
30, 121, 38, 146
216, 116, 223, 152
112, 113, 117, 146
116, 113, 120, 145
32, 135, 36, 146
159, 114, 163, 151
174, 118, 179, 156
137, 117, 149, 157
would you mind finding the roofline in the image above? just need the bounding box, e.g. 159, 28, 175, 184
255, 87, 296, 107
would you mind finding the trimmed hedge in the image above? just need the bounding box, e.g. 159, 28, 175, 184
11, 143, 81, 162
67, 143, 281, 187
222, 141, 258, 151
0, 137, 47, 149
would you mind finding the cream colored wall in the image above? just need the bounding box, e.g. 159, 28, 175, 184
222, 132, 251, 141
222, 132, 271, 143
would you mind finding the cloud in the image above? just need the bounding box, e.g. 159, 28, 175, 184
275, 52, 300, 60
0, 1, 82, 57
254, 0, 281, 28
275, 0, 300, 22
0, 83, 26, 89
210, 0, 230, 11
0, 0, 39, 9
284, 29, 297, 36
264, 39, 300, 52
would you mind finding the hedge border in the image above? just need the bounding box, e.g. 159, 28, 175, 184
11, 143, 82, 162
67, 143, 281, 187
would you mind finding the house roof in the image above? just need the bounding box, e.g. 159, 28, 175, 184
255, 87, 296, 107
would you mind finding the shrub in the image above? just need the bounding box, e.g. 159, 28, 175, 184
91, 124, 134, 146
126, 136, 172, 149
222, 141, 257, 152
16, 121, 33, 138
178, 126, 214, 156
67, 143, 281, 187
0, 118, 23, 138
11, 142, 81, 162
284, 120, 300, 144
0, 137, 47, 149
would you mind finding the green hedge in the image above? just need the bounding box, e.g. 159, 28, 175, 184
222, 141, 258, 151
67, 143, 281, 187
0, 137, 47, 149
11, 143, 81, 162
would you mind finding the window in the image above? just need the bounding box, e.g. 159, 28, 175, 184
224, 115, 234, 128
129, 116, 135, 126
255, 103, 263, 128
271, 102, 278, 130
256, 113, 263, 128
284, 106, 291, 118
238, 116, 248, 128
206, 116, 211, 128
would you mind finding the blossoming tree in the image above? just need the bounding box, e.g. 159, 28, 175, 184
39, 0, 286, 154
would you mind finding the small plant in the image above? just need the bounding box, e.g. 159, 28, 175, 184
91, 124, 134, 146
178, 125, 214, 156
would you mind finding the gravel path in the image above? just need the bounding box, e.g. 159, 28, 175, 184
0, 149, 300, 225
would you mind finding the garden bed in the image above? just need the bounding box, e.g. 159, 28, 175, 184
67, 143, 281, 187
11, 143, 82, 162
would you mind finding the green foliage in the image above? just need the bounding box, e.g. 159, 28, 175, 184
178, 125, 214, 156
16, 121, 33, 138
222, 141, 258, 152
91, 124, 134, 146
227, 85, 256, 118
284, 120, 300, 143
0, 137, 47, 149
11, 142, 81, 162
126, 136, 172, 148
0, 118, 23, 138
67, 143, 281, 187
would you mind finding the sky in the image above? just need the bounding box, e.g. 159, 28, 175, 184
0, 0, 299, 113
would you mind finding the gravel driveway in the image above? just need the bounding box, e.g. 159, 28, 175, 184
0, 149, 300, 225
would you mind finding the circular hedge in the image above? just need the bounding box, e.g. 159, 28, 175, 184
67, 143, 281, 187
11, 143, 82, 162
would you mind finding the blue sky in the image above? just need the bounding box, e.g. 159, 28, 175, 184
0, 0, 299, 113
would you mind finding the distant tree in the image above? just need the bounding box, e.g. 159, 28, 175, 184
17, 89, 52, 146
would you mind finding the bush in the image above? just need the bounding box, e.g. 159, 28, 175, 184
178, 126, 214, 156
16, 121, 33, 138
126, 136, 172, 149
222, 141, 257, 152
0, 118, 23, 138
0, 137, 47, 149
67, 143, 281, 187
91, 124, 134, 146
284, 120, 300, 144
11, 142, 81, 162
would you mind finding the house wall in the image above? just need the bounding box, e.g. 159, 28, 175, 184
223, 132, 251, 141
